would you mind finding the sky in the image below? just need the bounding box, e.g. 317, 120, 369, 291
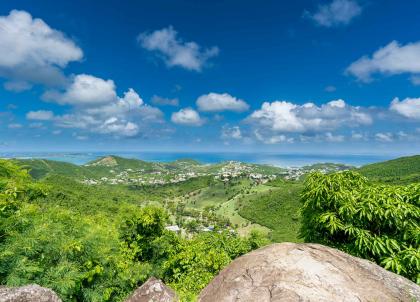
0, 0, 419, 155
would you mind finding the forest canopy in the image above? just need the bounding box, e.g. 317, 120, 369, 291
0, 160, 267, 301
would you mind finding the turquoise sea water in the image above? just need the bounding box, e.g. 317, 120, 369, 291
0, 151, 397, 167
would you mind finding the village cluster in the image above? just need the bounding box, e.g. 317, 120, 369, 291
81, 160, 350, 186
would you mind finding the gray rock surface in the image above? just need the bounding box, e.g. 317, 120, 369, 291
125, 277, 178, 302
198, 243, 420, 302
0, 284, 62, 302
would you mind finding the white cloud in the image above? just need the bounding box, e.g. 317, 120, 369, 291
151, 95, 179, 106
97, 119, 139, 137
43, 74, 118, 106
254, 130, 294, 144
138, 26, 219, 71
346, 41, 420, 83
221, 126, 242, 140
266, 135, 293, 144
306, 0, 362, 27
375, 132, 393, 142
247, 99, 372, 133
26, 110, 54, 121
390, 97, 420, 120
43, 74, 163, 137
171, 108, 204, 126
325, 132, 345, 142
0, 10, 83, 89
196, 93, 249, 112
351, 131, 367, 141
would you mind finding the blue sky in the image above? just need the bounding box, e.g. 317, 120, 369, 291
0, 0, 419, 154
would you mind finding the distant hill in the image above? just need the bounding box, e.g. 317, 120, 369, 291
16, 158, 94, 179
85, 155, 159, 174
358, 155, 420, 184
15, 155, 285, 181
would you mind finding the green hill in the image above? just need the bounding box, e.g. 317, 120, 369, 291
16, 158, 93, 179
358, 155, 420, 184
86, 155, 158, 170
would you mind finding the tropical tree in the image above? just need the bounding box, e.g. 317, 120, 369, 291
300, 171, 420, 283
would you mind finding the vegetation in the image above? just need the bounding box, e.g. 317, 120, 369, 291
2, 154, 419, 301
300, 171, 420, 283
0, 160, 268, 301
358, 155, 420, 184
238, 181, 303, 242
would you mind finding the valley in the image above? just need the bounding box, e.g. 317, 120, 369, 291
16, 155, 353, 240
1, 154, 418, 300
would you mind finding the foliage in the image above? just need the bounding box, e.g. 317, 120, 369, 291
0, 160, 47, 239
120, 206, 168, 261
0, 160, 271, 301
158, 231, 266, 301
0, 160, 151, 301
300, 171, 420, 283
358, 155, 420, 184
239, 181, 303, 242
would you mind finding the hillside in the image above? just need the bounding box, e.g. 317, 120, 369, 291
358, 155, 420, 184
3, 155, 419, 300
16, 156, 286, 183
16, 158, 94, 179
238, 181, 303, 242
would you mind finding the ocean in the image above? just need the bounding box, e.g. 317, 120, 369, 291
0, 151, 397, 167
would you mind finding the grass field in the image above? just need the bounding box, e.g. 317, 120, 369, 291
179, 177, 303, 241
238, 181, 303, 242
358, 155, 420, 184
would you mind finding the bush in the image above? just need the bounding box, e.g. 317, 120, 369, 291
160, 231, 260, 300
300, 171, 420, 283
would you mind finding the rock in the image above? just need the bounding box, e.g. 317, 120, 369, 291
0, 284, 62, 302
198, 243, 420, 302
125, 277, 178, 302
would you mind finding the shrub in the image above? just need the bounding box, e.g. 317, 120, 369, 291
300, 171, 420, 283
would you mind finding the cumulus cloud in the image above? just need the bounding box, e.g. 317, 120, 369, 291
138, 26, 219, 71
26, 110, 54, 121
151, 95, 179, 106
0, 10, 83, 90
42, 74, 163, 137
346, 41, 420, 83
390, 97, 420, 120
306, 0, 362, 27
43, 74, 118, 106
254, 130, 294, 144
171, 108, 204, 126
247, 99, 372, 134
325, 132, 345, 142
196, 93, 249, 112
221, 126, 242, 140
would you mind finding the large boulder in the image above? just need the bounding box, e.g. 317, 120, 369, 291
0, 284, 62, 302
198, 243, 420, 302
125, 277, 178, 302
